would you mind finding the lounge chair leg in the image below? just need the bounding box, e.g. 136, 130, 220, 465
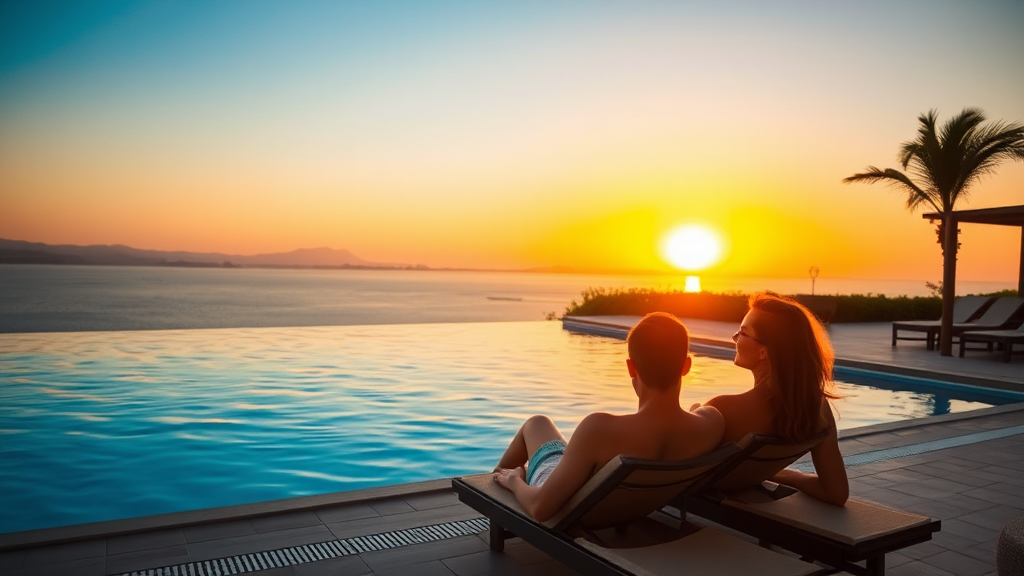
866, 554, 885, 576
1006, 343, 1013, 363
489, 522, 506, 552
891, 327, 897, 347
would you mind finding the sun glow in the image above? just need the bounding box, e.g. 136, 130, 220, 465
661, 224, 724, 272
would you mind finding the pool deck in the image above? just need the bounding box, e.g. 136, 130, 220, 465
2, 317, 1022, 576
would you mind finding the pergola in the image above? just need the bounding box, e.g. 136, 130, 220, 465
922, 204, 1024, 295
922, 204, 1024, 355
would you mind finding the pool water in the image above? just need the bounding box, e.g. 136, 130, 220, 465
0, 321, 1017, 533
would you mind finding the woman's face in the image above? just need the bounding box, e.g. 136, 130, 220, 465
732, 310, 768, 371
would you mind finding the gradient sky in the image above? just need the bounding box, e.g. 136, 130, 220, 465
1, 0, 1022, 282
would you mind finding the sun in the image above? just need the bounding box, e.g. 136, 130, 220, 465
661, 224, 724, 271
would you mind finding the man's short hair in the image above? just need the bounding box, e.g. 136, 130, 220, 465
627, 312, 690, 390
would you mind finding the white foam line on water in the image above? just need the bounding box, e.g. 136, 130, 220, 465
790, 424, 1024, 473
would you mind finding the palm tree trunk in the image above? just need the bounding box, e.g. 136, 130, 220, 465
939, 213, 958, 356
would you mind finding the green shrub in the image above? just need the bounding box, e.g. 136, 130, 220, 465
564, 288, 952, 323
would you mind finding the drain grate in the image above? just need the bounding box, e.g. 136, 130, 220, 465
790, 424, 1024, 473
116, 517, 489, 576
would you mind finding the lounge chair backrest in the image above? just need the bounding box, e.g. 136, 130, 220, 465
709, 431, 829, 492
952, 296, 994, 323
967, 297, 1024, 326
548, 442, 742, 531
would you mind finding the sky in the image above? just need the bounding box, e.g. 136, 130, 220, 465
1, 0, 1022, 283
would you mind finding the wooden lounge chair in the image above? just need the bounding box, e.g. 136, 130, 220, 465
452, 442, 826, 576
891, 296, 992, 350
959, 321, 1024, 362
677, 435, 941, 576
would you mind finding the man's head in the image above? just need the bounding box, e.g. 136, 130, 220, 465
626, 312, 690, 390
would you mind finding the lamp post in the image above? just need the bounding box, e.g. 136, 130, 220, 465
809, 266, 819, 296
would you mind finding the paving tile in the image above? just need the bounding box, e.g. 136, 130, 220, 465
885, 551, 914, 568
977, 466, 1024, 487
957, 504, 1024, 532
326, 505, 482, 540
940, 518, 1000, 543
501, 537, 553, 565
404, 491, 461, 511
853, 486, 929, 509
529, 559, 582, 575
371, 498, 416, 516
886, 476, 977, 499
361, 535, 487, 572
291, 554, 371, 575
930, 529, 987, 553
918, 550, 992, 576
22, 539, 106, 566
441, 549, 529, 576
251, 511, 325, 534
898, 540, 948, 561
905, 463, 997, 488
0, 549, 25, 572
315, 503, 381, 524
959, 541, 997, 565
373, 559, 456, 576
962, 486, 1024, 508
108, 528, 186, 554
106, 544, 192, 574
187, 525, 335, 561
183, 519, 257, 542
887, 559, 957, 576
10, 555, 105, 576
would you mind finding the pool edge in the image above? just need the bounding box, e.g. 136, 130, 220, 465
0, 478, 451, 553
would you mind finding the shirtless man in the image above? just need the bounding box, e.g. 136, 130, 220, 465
493, 312, 725, 521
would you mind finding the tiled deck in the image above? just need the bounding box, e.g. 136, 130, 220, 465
2, 318, 1022, 576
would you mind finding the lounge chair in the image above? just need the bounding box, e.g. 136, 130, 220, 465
959, 321, 1024, 362
677, 435, 941, 576
452, 442, 826, 576
949, 297, 1024, 339
891, 296, 991, 350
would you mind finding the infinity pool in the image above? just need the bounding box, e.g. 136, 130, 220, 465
1, 321, 1017, 533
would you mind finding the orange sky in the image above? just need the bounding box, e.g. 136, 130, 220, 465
1, 1, 1022, 283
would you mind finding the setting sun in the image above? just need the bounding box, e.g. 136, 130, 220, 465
661, 224, 725, 272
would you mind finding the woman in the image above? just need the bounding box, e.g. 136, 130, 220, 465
705, 292, 849, 506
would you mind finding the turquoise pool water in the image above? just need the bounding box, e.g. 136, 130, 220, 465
1, 321, 1018, 533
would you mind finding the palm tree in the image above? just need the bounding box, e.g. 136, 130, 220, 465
844, 108, 1024, 356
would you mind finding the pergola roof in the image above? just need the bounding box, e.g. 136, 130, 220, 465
922, 204, 1024, 226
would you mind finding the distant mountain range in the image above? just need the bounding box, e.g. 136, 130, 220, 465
0, 238, 417, 269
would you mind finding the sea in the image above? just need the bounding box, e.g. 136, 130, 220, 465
0, 264, 1013, 333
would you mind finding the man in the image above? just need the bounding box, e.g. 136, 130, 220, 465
494, 312, 724, 521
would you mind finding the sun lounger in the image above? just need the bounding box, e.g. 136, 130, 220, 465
949, 297, 1024, 338
676, 435, 940, 576
452, 443, 826, 576
891, 296, 992, 350
959, 321, 1024, 362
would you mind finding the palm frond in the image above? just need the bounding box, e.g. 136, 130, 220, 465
843, 167, 940, 212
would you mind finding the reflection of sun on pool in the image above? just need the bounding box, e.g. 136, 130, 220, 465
661, 224, 724, 271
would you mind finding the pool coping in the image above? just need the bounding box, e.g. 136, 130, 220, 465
563, 316, 1024, 394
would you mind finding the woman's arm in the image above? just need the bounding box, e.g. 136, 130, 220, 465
771, 411, 848, 506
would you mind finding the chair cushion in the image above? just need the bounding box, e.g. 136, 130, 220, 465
724, 491, 930, 546
576, 526, 820, 576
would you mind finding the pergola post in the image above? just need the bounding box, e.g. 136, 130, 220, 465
1019, 226, 1023, 296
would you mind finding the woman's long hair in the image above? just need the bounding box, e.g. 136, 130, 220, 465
748, 292, 838, 442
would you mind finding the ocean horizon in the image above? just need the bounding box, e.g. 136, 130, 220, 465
0, 264, 1014, 333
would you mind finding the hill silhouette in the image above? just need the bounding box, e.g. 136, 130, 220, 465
0, 239, 398, 268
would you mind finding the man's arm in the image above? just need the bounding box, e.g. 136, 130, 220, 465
497, 413, 608, 521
